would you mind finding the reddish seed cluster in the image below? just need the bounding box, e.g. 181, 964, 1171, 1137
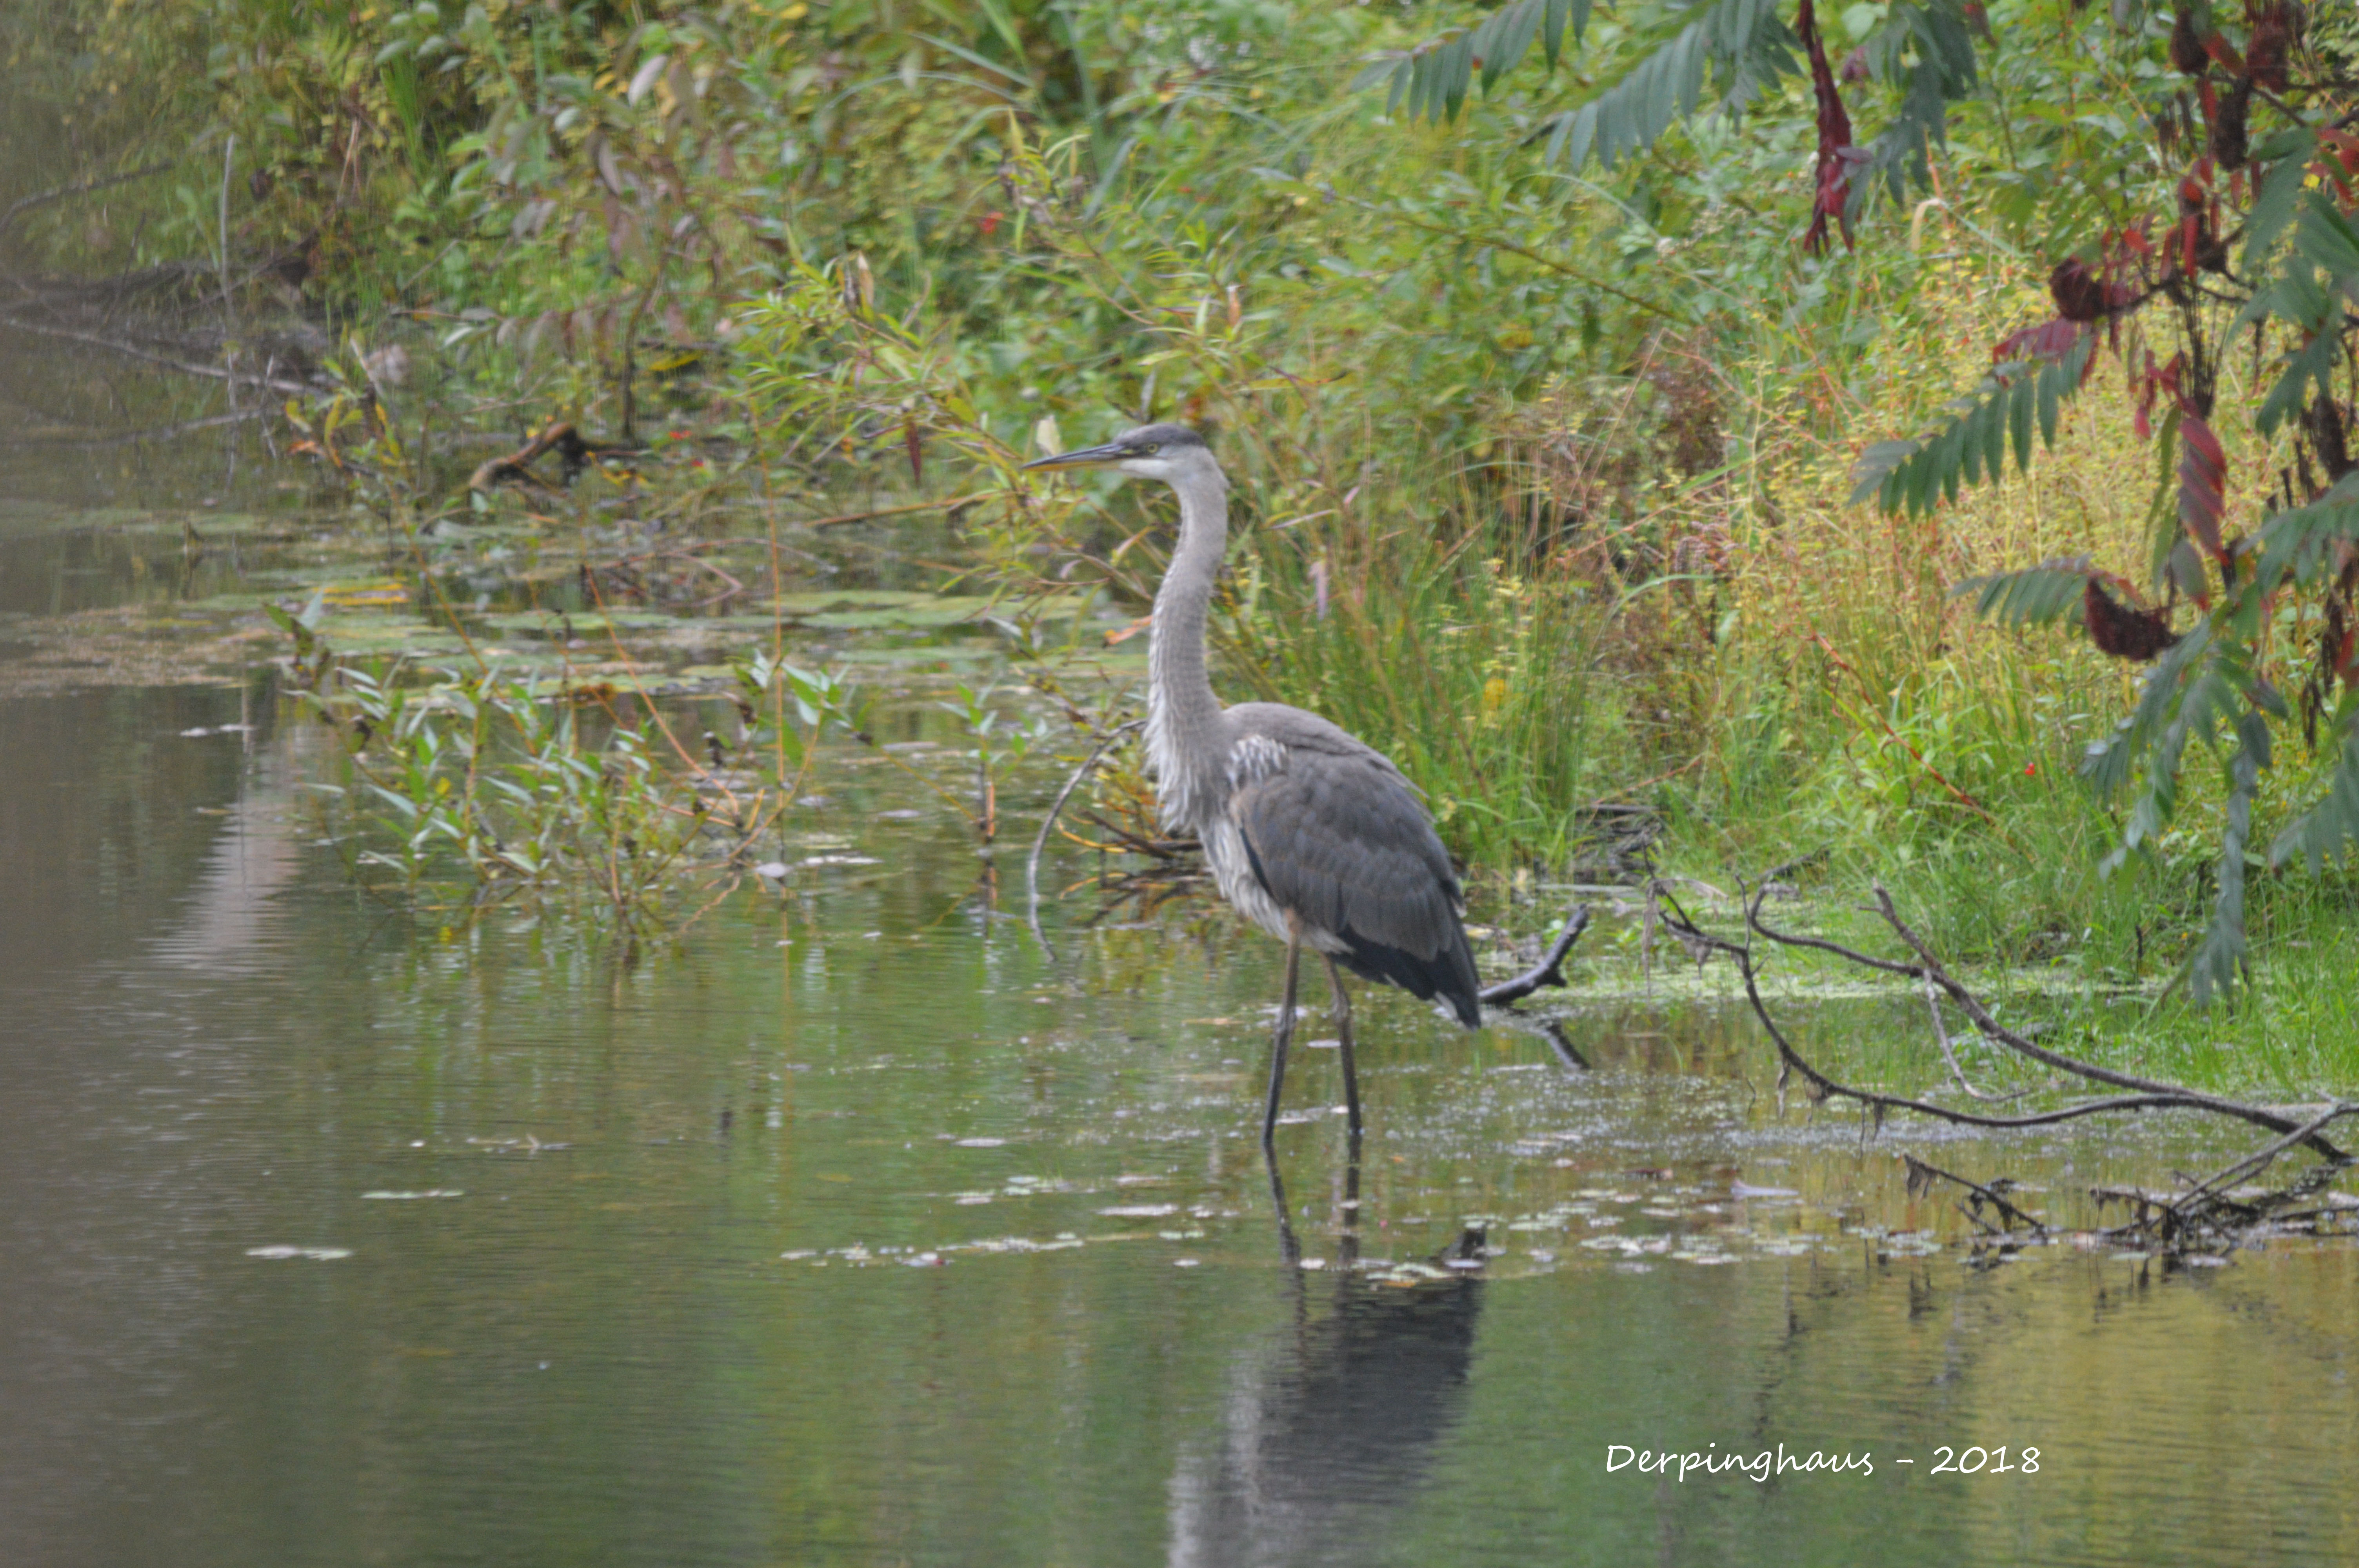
2083, 578, 2180, 664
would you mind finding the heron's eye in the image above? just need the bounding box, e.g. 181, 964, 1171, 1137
1136, 443, 1160, 455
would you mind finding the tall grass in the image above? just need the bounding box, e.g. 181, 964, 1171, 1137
1222, 464, 1625, 872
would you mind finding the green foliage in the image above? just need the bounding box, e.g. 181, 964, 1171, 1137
303, 659, 762, 924
1819, 7, 2359, 1002
1951, 559, 2090, 631
45, 0, 2359, 1014
1370, 0, 1979, 236
1849, 332, 2094, 513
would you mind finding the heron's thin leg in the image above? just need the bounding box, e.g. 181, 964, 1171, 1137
1324, 955, 1361, 1144
1261, 925, 1302, 1151
1337, 1143, 1363, 1269
1264, 1154, 1302, 1267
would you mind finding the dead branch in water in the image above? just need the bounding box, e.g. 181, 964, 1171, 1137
1642, 877, 2355, 1253
1903, 1154, 2045, 1236
1024, 717, 1144, 961
1478, 906, 1592, 1007
0, 162, 176, 244
468, 421, 637, 495
0, 313, 315, 394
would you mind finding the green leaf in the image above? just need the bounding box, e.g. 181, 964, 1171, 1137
2271, 720, 2359, 873
2083, 624, 2210, 800
2241, 129, 2316, 274
1857, 335, 2092, 515
1848, 439, 1917, 506
1528, 0, 1796, 169
2257, 327, 2339, 438
2248, 474, 2359, 593
2187, 709, 2271, 1005
1951, 560, 2089, 627
2293, 189, 2359, 298
2007, 376, 2036, 475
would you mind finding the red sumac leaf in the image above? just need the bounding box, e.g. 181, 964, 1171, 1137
1997, 315, 2083, 363
2179, 416, 2228, 561
1795, 0, 1855, 256
2200, 29, 2245, 75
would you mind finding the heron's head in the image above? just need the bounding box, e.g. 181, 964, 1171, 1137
1021, 422, 1218, 486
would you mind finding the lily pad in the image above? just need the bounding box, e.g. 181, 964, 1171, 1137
480, 609, 682, 635
770, 590, 929, 613
318, 581, 412, 609
803, 603, 990, 630
311, 616, 471, 654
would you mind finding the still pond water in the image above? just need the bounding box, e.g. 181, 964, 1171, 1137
3, 365, 2356, 1568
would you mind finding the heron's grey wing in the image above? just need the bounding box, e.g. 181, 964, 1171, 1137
1227, 739, 1481, 1026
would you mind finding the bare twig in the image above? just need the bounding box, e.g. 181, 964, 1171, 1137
1636, 872, 2357, 1253
2165, 1102, 2358, 1223
1075, 808, 1192, 860
1026, 718, 1143, 959
1478, 906, 1592, 1007
1647, 884, 2328, 1142
0, 314, 314, 393
0, 161, 175, 243
799, 493, 993, 529
1903, 1154, 2045, 1234
1863, 888, 2346, 1156
1919, 970, 2036, 1102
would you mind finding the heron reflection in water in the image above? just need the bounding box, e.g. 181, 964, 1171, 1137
1166, 1153, 1488, 1567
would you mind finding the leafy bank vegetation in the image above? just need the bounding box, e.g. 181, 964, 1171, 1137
5, 0, 2359, 1061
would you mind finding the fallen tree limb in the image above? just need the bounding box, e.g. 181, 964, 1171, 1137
1747, 889, 2346, 1156
0, 314, 315, 394
0, 161, 176, 243
1903, 1154, 2046, 1235
1479, 906, 1592, 1007
467, 421, 636, 494
1638, 875, 2355, 1252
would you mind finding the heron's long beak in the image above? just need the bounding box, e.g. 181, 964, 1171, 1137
1021, 441, 1128, 471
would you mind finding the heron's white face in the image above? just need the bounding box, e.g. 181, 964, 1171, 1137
1113, 451, 1183, 481
1020, 424, 1217, 486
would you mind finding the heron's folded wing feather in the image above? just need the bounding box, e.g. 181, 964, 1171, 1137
1228, 751, 1464, 962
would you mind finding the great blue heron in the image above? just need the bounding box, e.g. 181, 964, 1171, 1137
1025, 423, 1481, 1147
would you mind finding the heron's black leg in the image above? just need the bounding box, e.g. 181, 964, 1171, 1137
1264, 1155, 1302, 1266
1324, 955, 1361, 1143
1261, 925, 1302, 1151
1337, 1142, 1363, 1269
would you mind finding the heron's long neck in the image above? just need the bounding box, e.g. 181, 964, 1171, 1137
1149, 466, 1230, 829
